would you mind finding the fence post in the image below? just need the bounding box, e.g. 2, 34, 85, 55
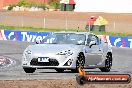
4, 16, 7, 25
65, 12, 68, 31
66, 17, 68, 31
21, 16, 24, 27
113, 21, 116, 31
43, 18, 46, 28
88, 21, 90, 32
0, 16, 1, 23
0, 16, 3, 24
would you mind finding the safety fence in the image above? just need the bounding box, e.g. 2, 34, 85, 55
0, 29, 132, 48
0, 15, 132, 33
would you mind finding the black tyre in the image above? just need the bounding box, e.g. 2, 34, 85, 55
100, 54, 112, 72
23, 68, 36, 73
76, 75, 86, 85
55, 69, 64, 73
71, 53, 85, 73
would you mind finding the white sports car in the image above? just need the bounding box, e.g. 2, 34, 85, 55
22, 32, 112, 73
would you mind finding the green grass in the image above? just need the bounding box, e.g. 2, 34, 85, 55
91, 31, 132, 36
0, 25, 86, 32
0, 25, 132, 37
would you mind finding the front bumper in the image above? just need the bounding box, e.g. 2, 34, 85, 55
22, 54, 77, 69
22, 65, 76, 69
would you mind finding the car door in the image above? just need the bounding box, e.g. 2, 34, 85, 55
84, 34, 103, 67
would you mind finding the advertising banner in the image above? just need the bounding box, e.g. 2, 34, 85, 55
0, 29, 132, 48
0, 29, 50, 42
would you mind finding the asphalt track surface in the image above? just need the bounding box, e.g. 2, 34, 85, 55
0, 40, 132, 80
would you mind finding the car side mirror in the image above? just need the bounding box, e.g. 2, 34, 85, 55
36, 40, 41, 44
89, 41, 96, 48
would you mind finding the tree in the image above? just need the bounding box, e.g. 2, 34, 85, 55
18, 0, 27, 6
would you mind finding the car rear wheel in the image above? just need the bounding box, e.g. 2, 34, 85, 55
23, 68, 36, 73
71, 53, 85, 73
55, 69, 64, 73
100, 54, 112, 72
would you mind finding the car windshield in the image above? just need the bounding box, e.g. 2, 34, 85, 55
41, 33, 86, 45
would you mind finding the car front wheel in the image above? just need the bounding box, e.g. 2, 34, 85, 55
100, 54, 112, 72
23, 67, 36, 73
71, 53, 85, 73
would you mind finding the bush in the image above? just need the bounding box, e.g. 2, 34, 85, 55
7, 0, 27, 11
38, 4, 48, 10
50, 2, 60, 9
26, 3, 48, 10
8, 4, 17, 10
7, 0, 58, 11
18, 0, 27, 6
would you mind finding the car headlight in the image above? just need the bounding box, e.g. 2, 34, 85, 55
57, 50, 73, 56
26, 50, 32, 54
